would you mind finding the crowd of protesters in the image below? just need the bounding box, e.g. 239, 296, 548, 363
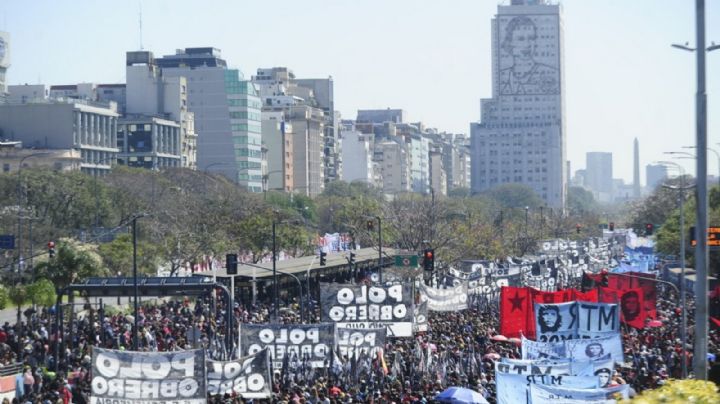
0, 266, 719, 403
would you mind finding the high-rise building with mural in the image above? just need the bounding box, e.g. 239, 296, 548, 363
470, 0, 566, 208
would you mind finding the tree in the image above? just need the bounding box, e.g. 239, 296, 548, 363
8, 285, 28, 332
26, 279, 57, 307
567, 186, 598, 216
482, 183, 544, 210
0, 285, 9, 310
34, 238, 107, 288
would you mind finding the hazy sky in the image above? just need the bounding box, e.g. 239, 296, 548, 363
2, 0, 719, 184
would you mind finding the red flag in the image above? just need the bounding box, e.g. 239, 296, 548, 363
609, 272, 657, 319
501, 286, 537, 339
711, 317, 720, 328
619, 288, 646, 329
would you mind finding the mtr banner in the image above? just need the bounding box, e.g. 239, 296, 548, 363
238, 323, 335, 369
320, 283, 414, 337
90, 348, 206, 404
206, 349, 272, 399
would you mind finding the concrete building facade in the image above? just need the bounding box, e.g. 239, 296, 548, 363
646, 164, 668, 191
340, 128, 374, 185
0, 31, 8, 102
156, 47, 262, 191
117, 116, 181, 169
261, 111, 293, 192
470, 0, 566, 208
585, 152, 613, 201
0, 99, 120, 175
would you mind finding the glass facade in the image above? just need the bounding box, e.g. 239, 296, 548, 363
225, 69, 263, 192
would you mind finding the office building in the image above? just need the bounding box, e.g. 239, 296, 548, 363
340, 127, 375, 185
0, 32, 8, 103
646, 164, 668, 191
261, 111, 293, 192
0, 98, 120, 175
585, 152, 613, 200
633, 138, 641, 198
252, 67, 327, 197
470, 0, 566, 208
156, 47, 262, 191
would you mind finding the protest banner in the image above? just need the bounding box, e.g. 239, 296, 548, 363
414, 301, 428, 332
521, 336, 566, 360
419, 283, 468, 311
565, 334, 623, 363
206, 349, 271, 399
618, 288, 646, 329
577, 302, 620, 336
534, 302, 578, 342
90, 348, 206, 404
335, 327, 386, 360
238, 323, 335, 369
529, 383, 630, 403
496, 372, 599, 404
592, 359, 615, 388
496, 359, 574, 376
320, 283, 414, 337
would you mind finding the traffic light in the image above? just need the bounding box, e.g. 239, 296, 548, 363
366, 220, 375, 231
423, 249, 435, 271
645, 223, 654, 236
576, 224, 581, 234
226, 253, 238, 275
348, 252, 356, 265
48, 241, 56, 258
609, 222, 615, 232
320, 251, 327, 266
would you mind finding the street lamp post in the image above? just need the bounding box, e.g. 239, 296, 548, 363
684, 145, 720, 187
671, 1, 719, 378
658, 161, 693, 379
16, 152, 50, 275
242, 261, 305, 323
131, 213, 149, 350
272, 220, 278, 322
363, 215, 383, 283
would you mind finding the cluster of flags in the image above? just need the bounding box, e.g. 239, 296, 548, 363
496, 293, 630, 403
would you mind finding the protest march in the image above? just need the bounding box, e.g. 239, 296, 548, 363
3, 229, 719, 404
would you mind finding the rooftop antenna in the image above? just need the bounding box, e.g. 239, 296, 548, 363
138, 1, 143, 50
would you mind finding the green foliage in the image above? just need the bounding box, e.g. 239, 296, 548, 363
0, 286, 7, 310
34, 238, 107, 287
482, 183, 544, 209
622, 379, 720, 403
8, 285, 28, 308
567, 186, 598, 216
26, 279, 57, 307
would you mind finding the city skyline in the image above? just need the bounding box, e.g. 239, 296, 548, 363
1, 0, 719, 184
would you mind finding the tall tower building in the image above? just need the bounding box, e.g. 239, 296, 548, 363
0, 31, 10, 103
470, 0, 566, 208
585, 152, 613, 200
156, 48, 263, 192
633, 137, 641, 198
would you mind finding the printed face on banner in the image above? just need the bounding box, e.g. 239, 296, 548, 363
239, 324, 334, 369
320, 283, 413, 336
206, 349, 271, 399
535, 302, 577, 342
91, 348, 206, 404
565, 334, 623, 363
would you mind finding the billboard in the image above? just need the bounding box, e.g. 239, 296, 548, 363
496, 14, 560, 95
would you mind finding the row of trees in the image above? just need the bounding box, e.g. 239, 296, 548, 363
0, 167, 611, 293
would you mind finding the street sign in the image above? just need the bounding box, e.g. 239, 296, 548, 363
689, 226, 720, 249
0, 235, 15, 249
394, 255, 418, 267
